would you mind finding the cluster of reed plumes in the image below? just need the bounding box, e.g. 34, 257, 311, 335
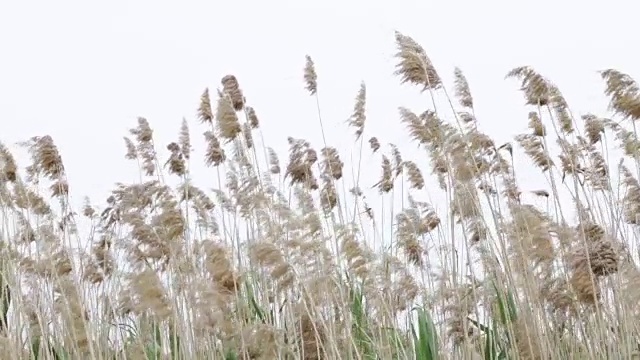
1, 31, 640, 360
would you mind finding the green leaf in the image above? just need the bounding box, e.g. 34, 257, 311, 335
145, 345, 161, 360
483, 326, 497, 360
224, 350, 239, 360
0, 259, 11, 334
169, 322, 181, 360
245, 280, 267, 323
49, 343, 70, 360
467, 317, 500, 360
490, 279, 518, 327
382, 327, 406, 359
30, 337, 41, 360
467, 317, 490, 334
412, 306, 439, 360
153, 321, 162, 348
349, 285, 377, 359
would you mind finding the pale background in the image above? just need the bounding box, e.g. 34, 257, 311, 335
1, 0, 639, 254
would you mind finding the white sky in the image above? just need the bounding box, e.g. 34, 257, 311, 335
1, 0, 639, 251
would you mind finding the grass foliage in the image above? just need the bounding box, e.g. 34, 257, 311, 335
2, 31, 640, 359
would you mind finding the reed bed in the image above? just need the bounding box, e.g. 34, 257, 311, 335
1, 31, 640, 359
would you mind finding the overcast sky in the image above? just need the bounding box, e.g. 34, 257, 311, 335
1, 0, 639, 247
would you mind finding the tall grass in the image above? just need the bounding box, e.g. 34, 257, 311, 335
0, 30, 640, 359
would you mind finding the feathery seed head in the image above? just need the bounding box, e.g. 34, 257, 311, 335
347, 82, 367, 139
601, 69, 640, 120
285, 138, 319, 189
179, 117, 191, 159
204, 130, 226, 166
245, 105, 260, 128
49, 180, 69, 197
549, 86, 574, 134
375, 155, 394, 193
220, 74, 245, 111
267, 147, 281, 174
369, 137, 380, 152
390, 144, 403, 177
242, 122, 253, 149
507, 66, 551, 106
128, 118, 157, 175
198, 88, 214, 123
215, 93, 242, 141
403, 161, 424, 189
528, 111, 546, 136
304, 55, 318, 95
454, 67, 474, 109
393, 31, 441, 90
319, 177, 337, 212
123, 136, 138, 160
321, 147, 343, 180
0, 143, 18, 182
515, 134, 553, 171
24, 135, 65, 182
583, 114, 606, 145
